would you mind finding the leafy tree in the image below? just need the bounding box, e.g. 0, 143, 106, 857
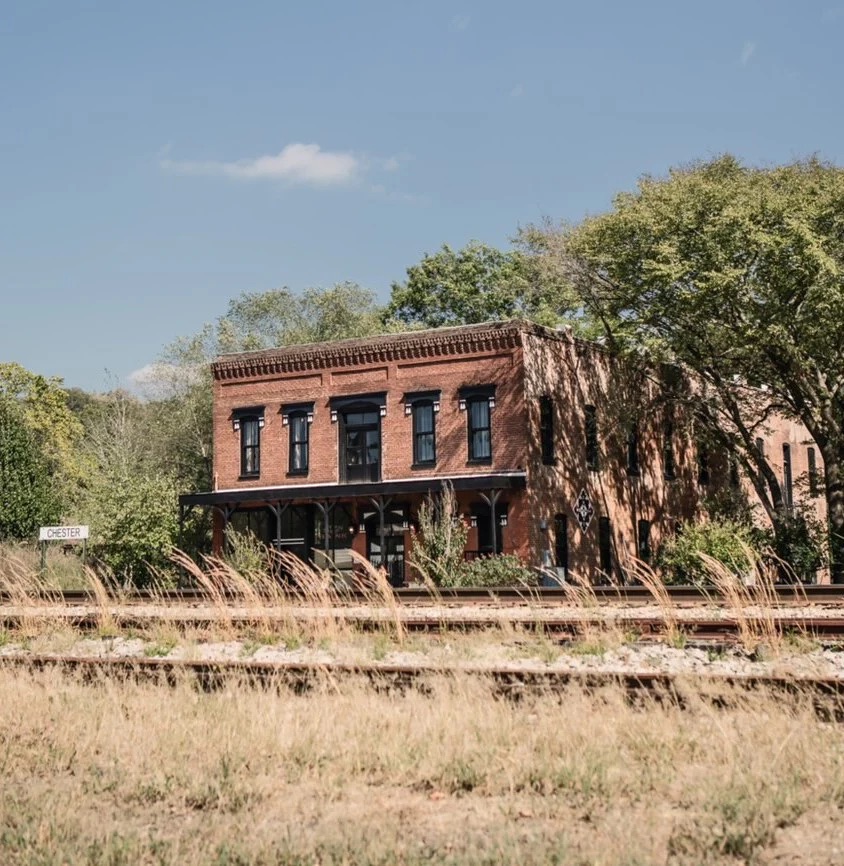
535, 156, 844, 581
384, 241, 574, 329
0, 399, 60, 540
0, 363, 84, 506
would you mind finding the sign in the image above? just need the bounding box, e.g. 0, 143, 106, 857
573, 490, 595, 534
39, 525, 89, 542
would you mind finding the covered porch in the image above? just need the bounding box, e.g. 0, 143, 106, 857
178, 473, 528, 586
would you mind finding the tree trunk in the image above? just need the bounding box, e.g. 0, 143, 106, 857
823, 449, 844, 584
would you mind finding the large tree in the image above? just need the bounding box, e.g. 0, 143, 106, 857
384, 241, 576, 329
534, 156, 844, 580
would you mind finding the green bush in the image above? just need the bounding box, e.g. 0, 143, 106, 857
657, 519, 760, 586
443, 553, 538, 588
224, 528, 271, 578
408, 482, 468, 586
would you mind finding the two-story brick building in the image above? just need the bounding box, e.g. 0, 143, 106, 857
178, 320, 826, 584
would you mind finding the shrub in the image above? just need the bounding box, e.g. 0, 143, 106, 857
444, 553, 538, 588
408, 482, 468, 586
224, 528, 271, 578
658, 519, 760, 586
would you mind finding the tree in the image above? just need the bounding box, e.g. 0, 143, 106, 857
384, 241, 575, 329
0, 398, 60, 540
541, 156, 844, 580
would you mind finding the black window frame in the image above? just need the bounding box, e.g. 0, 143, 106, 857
783, 443, 794, 511
539, 395, 556, 465
404, 390, 440, 468
598, 516, 613, 580
288, 412, 310, 475
554, 513, 568, 573
585, 405, 599, 470
461, 385, 495, 464
626, 422, 640, 477
808, 446, 820, 497
637, 518, 651, 563
234, 407, 263, 479
697, 443, 710, 486
663, 413, 676, 480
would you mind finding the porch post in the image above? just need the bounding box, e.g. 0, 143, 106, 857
369, 495, 393, 577
479, 489, 503, 554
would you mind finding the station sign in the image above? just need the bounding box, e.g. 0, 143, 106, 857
38, 525, 89, 542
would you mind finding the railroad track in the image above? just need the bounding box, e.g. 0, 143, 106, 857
4, 584, 844, 607
2, 654, 843, 715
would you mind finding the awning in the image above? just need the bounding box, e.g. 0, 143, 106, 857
179, 472, 526, 508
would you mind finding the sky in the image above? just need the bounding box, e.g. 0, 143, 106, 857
1, 0, 843, 392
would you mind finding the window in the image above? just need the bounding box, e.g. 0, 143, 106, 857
783, 443, 794, 511
405, 390, 440, 466
755, 437, 765, 459
626, 422, 640, 476
729, 458, 740, 489
289, 413, 309, 474
411, 401, 436, 466
282, 402, 314, 476
697, 444, 710, 485
808, 446, 820, 497
598, 516, 613, 579
539, 396, 555, 465
637, 519, 651, 563
460, 386, 495, 463
331, 393, 385, 484
585, 405, 599, 469
234, 408, 263, 478
554, 513, 568, 573
663, 414, 675, 479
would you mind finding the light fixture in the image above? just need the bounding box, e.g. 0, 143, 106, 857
232, 418, 240, 432
433, 400, 440, 413
330, 409, 338, 423
401, 519, 410, 531
281, 415, 289, 427
258, 417, 265, 428
488, 396, 496, 410
470, 515, 478, 528
358, 522, 365, 534
306, 411, 314, 423
499, 514, 508, 527
379, 405, 387, 418
539, 518, 548, 531
458, 398, 466, 412
404, 403, 413, 416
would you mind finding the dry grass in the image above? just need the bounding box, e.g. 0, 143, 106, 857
0, 668, 842, 865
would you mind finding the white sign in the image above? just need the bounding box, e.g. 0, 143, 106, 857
39, 525, 89, 542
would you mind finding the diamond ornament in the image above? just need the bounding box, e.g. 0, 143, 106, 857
573, 489, 595, 533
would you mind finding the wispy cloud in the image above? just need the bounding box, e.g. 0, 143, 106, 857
127, 362, 203, 397
740, 41, 756, 65
161, 142, 360, 187
449, 14, 470, 32
509, 84, 525, 98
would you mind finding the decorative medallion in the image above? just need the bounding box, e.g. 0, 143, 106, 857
573, 489, 595, 534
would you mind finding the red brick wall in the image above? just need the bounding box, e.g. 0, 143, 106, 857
212, 348, 527, 491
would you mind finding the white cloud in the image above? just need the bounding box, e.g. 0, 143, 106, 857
509, 84, 524, 98
161, 142, 360, 186
740, 41, 756, 65
450, 14, 470, 32
127, 362, 203, 397
383, 156, 400, 172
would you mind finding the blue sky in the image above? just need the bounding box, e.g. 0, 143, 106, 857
1, 0, 842, 391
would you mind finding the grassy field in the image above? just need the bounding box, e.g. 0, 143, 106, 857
0, 669, 842, 865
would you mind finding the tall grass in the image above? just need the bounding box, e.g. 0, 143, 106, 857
0, 668, 841, 864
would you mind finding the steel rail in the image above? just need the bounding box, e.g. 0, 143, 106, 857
1, 654, 843, 715
4, 584, 844, 606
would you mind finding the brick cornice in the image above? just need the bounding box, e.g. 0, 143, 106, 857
212, 321, 544, 381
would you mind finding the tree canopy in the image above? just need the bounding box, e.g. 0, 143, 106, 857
551, 155, 844, 579
384, 241, 574, 329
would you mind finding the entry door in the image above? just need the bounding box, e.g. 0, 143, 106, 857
367, 532, 406, 587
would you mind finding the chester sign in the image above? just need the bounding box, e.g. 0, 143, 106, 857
39, 525, 89, 542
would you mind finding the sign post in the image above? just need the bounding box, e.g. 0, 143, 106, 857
38, 525, 90, 576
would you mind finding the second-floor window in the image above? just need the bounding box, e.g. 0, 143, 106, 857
289, 413, 309, 473
460, 385, 495, 463
412, 402, 436, 465
627, 422, 640, 476
539, 395, 555, 465
585, 405, 599, 469
663, 414, 675, 479
234, 408, 263, 478
808, 446, 820, 497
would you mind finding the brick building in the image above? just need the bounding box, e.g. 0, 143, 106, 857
179, 320, 826, 584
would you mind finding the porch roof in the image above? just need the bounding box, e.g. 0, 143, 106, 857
179, 471, 527, 509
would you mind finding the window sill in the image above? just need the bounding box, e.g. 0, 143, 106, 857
411, 462, 436, 470
467, 458, 493, 466
542, 459, 558, 467
238, 474, 260, 481
286, 470, 309, 478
